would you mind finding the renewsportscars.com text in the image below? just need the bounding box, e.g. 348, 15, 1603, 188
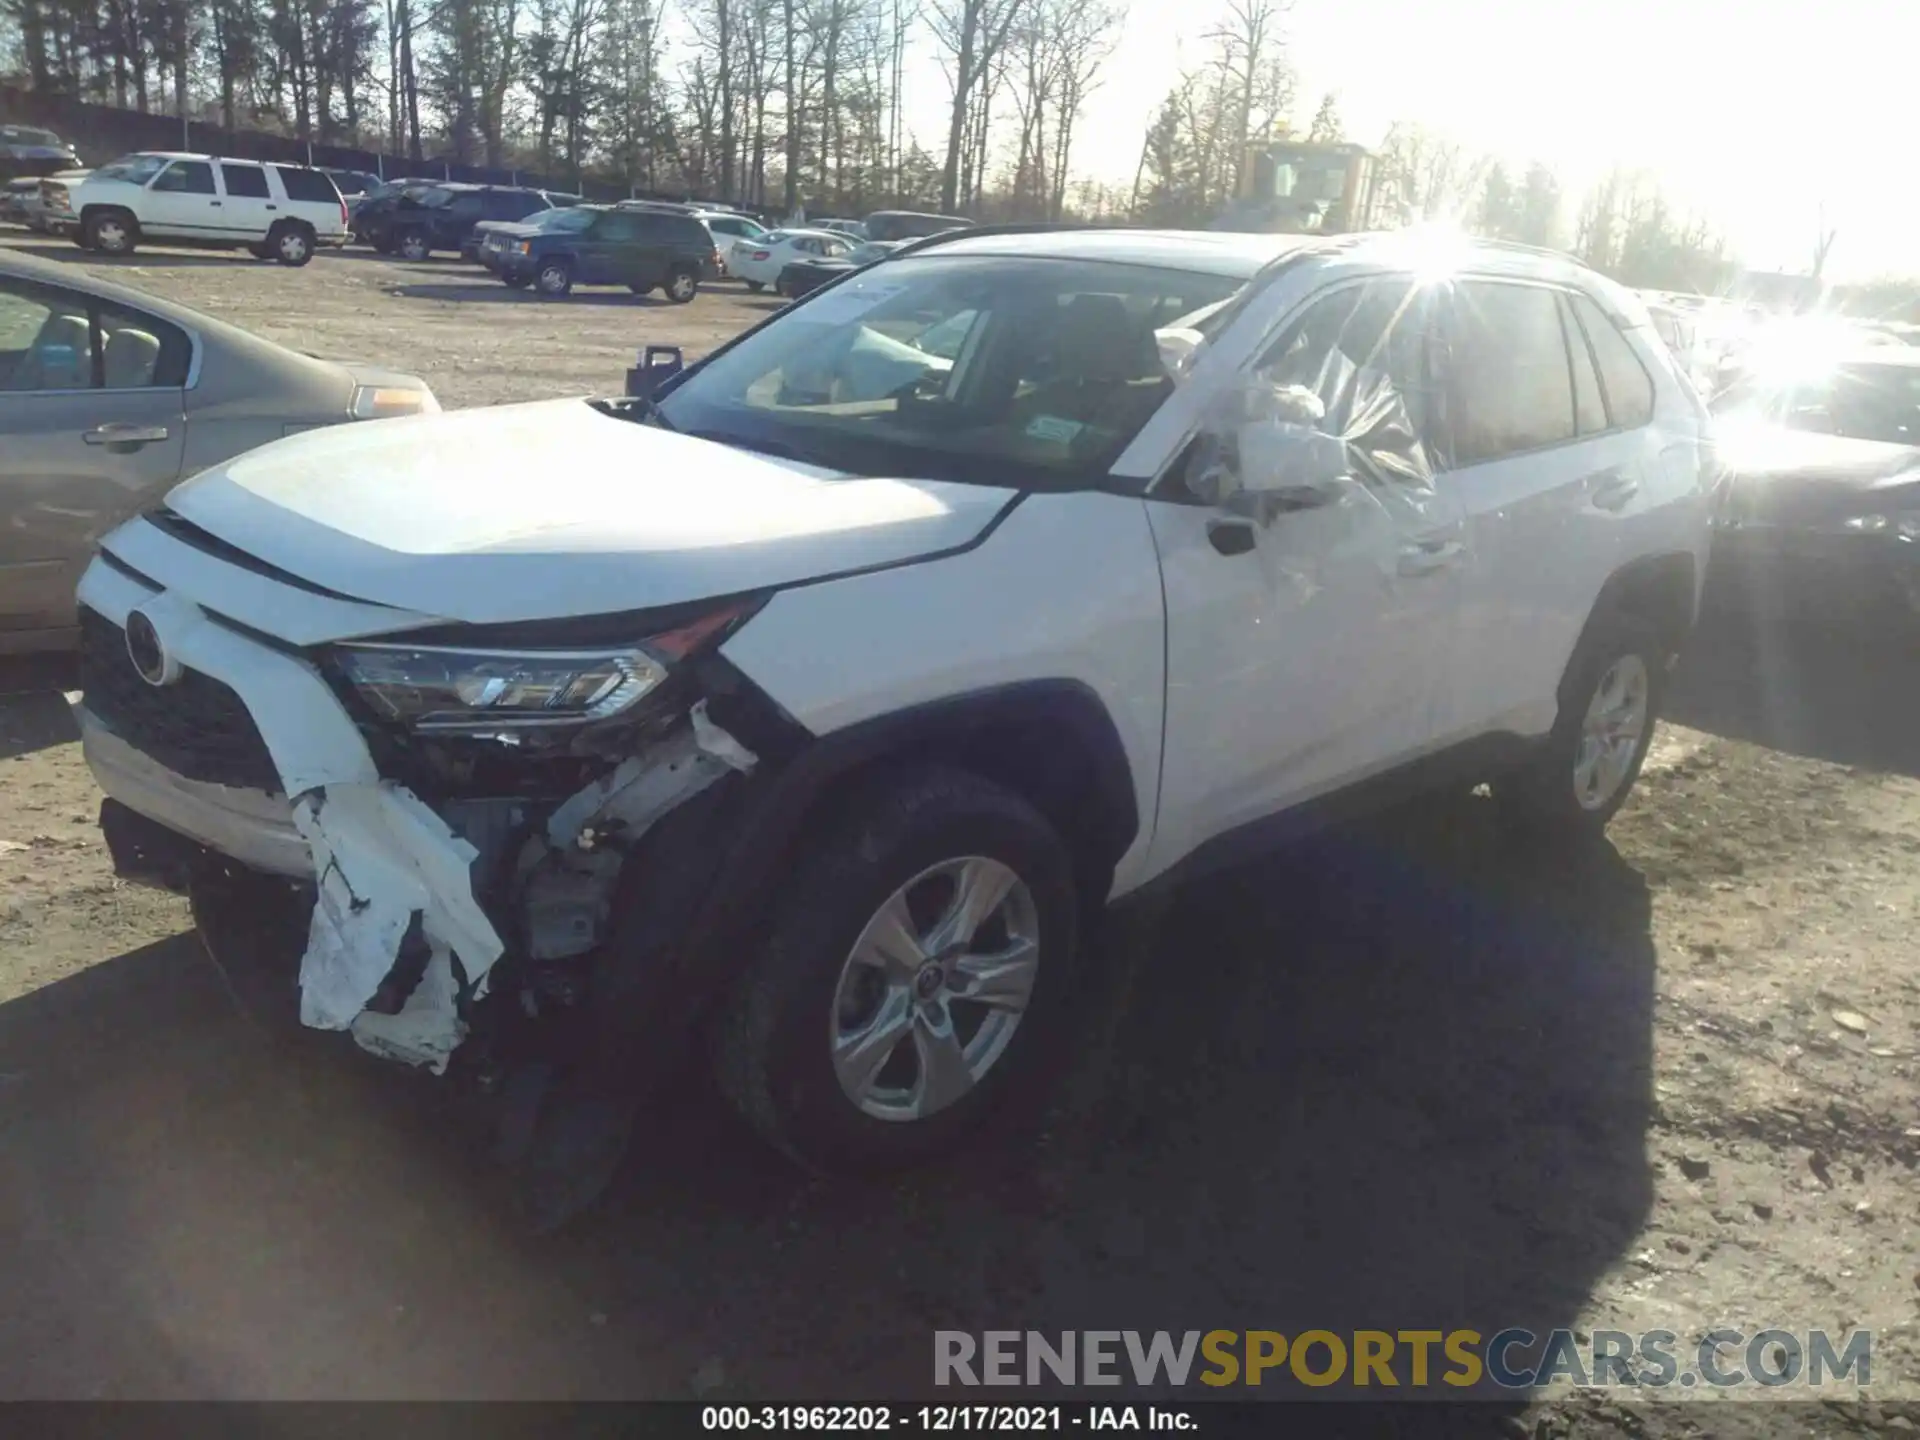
934, 1329, 1872, 1390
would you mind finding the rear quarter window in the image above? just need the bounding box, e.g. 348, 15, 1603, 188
273, 166, 342, 205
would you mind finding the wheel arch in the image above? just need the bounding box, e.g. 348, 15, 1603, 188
1587, 550, 1699, 662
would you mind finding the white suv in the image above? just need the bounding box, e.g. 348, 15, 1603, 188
43, 152, 349, 265
74, 227, 1711, 1222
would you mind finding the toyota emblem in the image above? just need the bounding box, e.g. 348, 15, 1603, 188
124, 609, 179, 687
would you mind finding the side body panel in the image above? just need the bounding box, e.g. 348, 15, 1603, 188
719, 491, 1169, 896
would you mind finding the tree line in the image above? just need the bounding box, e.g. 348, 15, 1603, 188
2, 0, 1733, 287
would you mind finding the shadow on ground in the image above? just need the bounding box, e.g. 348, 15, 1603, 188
3, 239, 267, 270
0, 790, 1653, 1401
0, 655, 79, 761
1668, 594, 1920, 778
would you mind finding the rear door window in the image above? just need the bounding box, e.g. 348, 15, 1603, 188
0, 277, 189, 391
219, 163, 270, 198
1445, 280, 1577, 464
1570, 294, 1656, 429
1558, 293, 1608, 435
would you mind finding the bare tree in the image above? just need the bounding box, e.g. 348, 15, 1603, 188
928, 0, 1024, 212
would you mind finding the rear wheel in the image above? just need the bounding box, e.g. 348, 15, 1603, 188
397, 228, 431, 262
83, 209, 137, 256
1492, 614, 1668, 839
714, 767, 1078, 1173
665, 267, 698, 304
744, 279, 765, 293
269, 221, 315, 267
535, 259, 574, 298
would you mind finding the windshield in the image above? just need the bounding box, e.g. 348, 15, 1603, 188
416, 186, 462, 208
848, 242, 895, 265
539, 207, 600, 233
3, 127, 63, 147
654, 255, 1245, 487
1717, 361, 1920, 446
93, 154, 168, 184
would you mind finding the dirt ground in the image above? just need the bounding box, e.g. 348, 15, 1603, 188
2, 233, 1919, 1430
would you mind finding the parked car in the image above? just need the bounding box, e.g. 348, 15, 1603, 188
775, 238, 900, 298
0, 124, 81, 182
346, 179, 439, 242
0, 248, 436, 653
861, 209, 973, 242
40, 153, 349, 264
484, 203, 716, 299
1707, 344, 1920, 624
373, 183, 559, 261
727, 227, 856, 291
462, 192, 577, 260
692, 209, 768, 274
71, 225, 1711, 1226
22, 168, 86, 232
2, 176, 40, 224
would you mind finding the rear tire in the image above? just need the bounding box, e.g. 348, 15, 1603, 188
665, 267, 698, 304
269, 220, 315, 267
714, 767, 1079, 1174
82, 209, 137, 256
744, 279, 764, 292
1492, 614, 1669, 839
397, 228, 431, 262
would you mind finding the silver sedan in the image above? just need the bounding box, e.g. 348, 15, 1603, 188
0, 246, 436, 653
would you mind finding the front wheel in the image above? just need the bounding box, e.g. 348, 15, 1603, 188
397, 229, 431, 262
743, 279, 765, 293
665, 268, 698, 304
1492, 616, 1668, 838
535, 259, 573, 298
83, 209, 136, 256
714, 767, 1078, 1174
502, 272, 531, 290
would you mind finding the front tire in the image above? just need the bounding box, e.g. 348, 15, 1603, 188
714, 767, 1078, 1174
744, 279, 765, 292
397, 228, 431, 262
535, 259, 574, 298
1493, 615, 1668, 838
83, 209, 137, 256
502, 272, 531, 290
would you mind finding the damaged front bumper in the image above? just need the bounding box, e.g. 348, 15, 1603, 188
76, 536, 767, 1084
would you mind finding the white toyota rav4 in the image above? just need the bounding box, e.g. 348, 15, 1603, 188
76, 227, 1713, 1221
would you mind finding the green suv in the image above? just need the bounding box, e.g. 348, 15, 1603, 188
483, 205, 718, 300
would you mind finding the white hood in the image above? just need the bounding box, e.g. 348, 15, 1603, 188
162, 399, 1015, 624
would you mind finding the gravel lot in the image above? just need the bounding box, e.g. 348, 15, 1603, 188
2, 233, 1918, 1429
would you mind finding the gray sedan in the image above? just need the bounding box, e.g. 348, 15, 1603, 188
0, 247, 436, 653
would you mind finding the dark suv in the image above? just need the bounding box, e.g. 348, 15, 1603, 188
0, 124, 81, 182
484, 204, 718, 300
374, 183, 558, 260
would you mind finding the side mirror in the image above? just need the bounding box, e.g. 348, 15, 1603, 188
1229, 418, 1352, 515
625, 344, 684, 399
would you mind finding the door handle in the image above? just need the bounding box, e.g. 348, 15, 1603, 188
209, 200, 222, 207
83, 423, 170, 449
1396, 536, 1465, 576
265, 203, 278, 210
1587, 470, 1639, 511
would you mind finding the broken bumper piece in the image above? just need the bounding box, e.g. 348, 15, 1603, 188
76, 559, 757, 1078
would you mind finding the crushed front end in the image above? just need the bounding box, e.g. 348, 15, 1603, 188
76, 512, 808, 1222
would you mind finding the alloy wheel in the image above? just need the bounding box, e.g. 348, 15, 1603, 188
1574, 654, 1650, 810
829, 856, 1040, 1123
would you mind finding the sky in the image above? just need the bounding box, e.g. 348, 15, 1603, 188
896, 0, 1916, 282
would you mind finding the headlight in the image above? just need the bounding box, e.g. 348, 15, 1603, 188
335, 646, 668, 730
351, 384, 439, 419
331, 601, 757, 733
1841, 511, 1920, 540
